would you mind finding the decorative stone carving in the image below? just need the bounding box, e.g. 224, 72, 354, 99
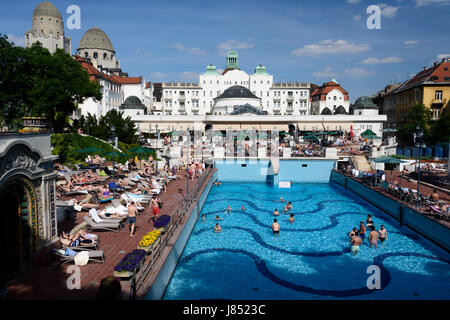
0, 145, 39, 176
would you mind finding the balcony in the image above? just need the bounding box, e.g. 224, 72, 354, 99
431, 98, 446, 106
163, 96, 172, 101
273, 97, 281, 102
286, 95, 294, 102
192, 96, 199, 101
178, 95, 186, 102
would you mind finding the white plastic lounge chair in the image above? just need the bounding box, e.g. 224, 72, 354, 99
83, 215, 122, 232
53, 249, 104, 264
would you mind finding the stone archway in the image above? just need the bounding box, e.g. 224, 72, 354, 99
0, 176, 39, 278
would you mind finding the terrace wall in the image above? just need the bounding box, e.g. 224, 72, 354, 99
331, 170, 450, 252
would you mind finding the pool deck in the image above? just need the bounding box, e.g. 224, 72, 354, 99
5, 169, 214, 300
338, 170, 450, 229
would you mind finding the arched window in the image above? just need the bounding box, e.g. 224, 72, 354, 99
84, 52, 88, 58
93, 52, 98, 59
103, 53, 107, 59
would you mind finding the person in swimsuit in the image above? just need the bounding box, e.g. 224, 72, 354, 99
151, 195, 160, 222
214, 223, 222, 233
128, 202, 137, 237
215, 215, 223, 221
272, 218, 280, 236
273, 209, 279, 216
289, 214, 294, 223
348, 227, 358, 240
369, 226, 378, 248
226, 205, 232, 213
366, 214, 374, 228
201, 214, 206, 222
351, 233, 362, 255
241, 205, 246, 211
378, 225, 388, 246
359, 221, 366, 240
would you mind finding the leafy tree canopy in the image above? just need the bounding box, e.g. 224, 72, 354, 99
0, 33, 102, 132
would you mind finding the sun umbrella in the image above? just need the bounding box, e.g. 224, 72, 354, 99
128, 146, 156, 169
361, 129, 376, 137
303, 135, 319, 140
76, 147, 104, 153
102, 150, 128, 158
373, 155, 407, 164
372, 156, 408, 185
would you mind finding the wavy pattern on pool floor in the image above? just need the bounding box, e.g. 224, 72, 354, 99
204, 197, 367, 216
181, 248, 449, 298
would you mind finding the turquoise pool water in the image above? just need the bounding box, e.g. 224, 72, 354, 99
162, 182, 450, 300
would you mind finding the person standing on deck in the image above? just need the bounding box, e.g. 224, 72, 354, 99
128, 202, 137, 237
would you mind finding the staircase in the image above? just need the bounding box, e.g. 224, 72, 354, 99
351, 155, 372, 172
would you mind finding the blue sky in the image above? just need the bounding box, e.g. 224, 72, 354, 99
1, 0, 450, 102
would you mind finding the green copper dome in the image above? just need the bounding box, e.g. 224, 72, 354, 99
226, 50, 239, 69
254, 64, 267, 75
205, 64, 218, 75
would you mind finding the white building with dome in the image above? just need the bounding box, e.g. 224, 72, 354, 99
156, 50, 311, 116
25, 1, 71, 54
77, 27, 121, 72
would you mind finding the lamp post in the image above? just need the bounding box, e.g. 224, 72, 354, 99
414, 125, 426, 208
111, 125, 116, 194
155, 124, 159, 172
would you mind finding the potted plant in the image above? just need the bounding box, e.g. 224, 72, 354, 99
137, 230, 161, 253
95, 276, 122, 300
113, 249, 146, 278
153, 215, 171, 234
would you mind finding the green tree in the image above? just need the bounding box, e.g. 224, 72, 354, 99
0, 34, 102, 132
429, 111, 450, 144
71, 110, 138, 145
396, 104, 432, 146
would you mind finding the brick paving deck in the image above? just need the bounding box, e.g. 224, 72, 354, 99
5, 170, 214, 300
340, 170, 450, 229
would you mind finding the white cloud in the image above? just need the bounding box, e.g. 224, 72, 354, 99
134, 48, 152, 56
347, 0, 362, 3
344, 68, 372, 78
404, 40, 420, 47
312, 67, 338, 79
377, 3, 399, 17
360, 57, 403, 64
7, 33, 25, 47
179, 71, 199, 81
291, 40, 371, 56
437, 53, 450, 61
217, 40, 255, 56
150, 72, 168, 80
414, 0, 450, 7
172, 43, 205, 55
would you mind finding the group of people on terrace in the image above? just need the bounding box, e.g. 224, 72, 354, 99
55, 150, 208, 257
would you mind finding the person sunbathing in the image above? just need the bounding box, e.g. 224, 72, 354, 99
59, 230, 97, 247
72, 199, 98, 210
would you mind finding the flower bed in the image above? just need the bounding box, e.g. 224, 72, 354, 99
153, 215, 171, 233
138, 230, 161, 253
113, 249, 146, 278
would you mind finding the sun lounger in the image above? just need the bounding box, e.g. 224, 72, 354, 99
83, 215, 122, 232
61, 240, 99, 251
53, 249, 104, 264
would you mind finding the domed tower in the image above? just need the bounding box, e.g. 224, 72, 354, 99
25, 1, 71, 54
77, 27, 120, 70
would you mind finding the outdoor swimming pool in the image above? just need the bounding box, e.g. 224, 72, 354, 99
162, 182, 450, 300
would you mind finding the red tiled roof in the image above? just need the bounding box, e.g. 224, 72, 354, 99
145, 82, 151, 89
396, 61, 450, 92
110, 75, 142, 84
222, 68, 240, 75
310, 81, 349, 101
74, 55, 123, 85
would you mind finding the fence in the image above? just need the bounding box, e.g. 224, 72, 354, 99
129, 166, 216, 300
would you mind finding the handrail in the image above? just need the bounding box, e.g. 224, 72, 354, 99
130, 167, 216, 299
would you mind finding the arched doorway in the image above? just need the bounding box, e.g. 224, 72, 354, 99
0, 176, 38, 279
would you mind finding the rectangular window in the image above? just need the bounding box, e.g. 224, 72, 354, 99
435, 90, 442, 100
